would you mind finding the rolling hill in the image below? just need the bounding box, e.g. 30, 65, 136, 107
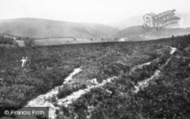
114, 26, 190, 41
0, 18, 119, 40
112, 12, 190, 30
1, 18, 190, 45
111, 15, 143, 30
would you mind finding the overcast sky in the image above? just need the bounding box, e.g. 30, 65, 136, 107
0, 0, 189, 25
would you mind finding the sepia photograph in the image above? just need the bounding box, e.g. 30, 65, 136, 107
0, 0, 190, 119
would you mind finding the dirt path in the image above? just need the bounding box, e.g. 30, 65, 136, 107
57, 76, 117, 107
24, 47, 178, 119
25, 67, 82, 119
133, 47, 177, 93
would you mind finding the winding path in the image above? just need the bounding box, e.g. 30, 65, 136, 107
24, 46, 178, 119
25, 67, 82, 119
133, 47, 177, 93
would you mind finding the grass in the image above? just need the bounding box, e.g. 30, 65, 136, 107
56, 35, 190, 119
57, 83, 87, 99
0, 34, 190, 119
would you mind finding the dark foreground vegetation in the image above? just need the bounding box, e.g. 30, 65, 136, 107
0, 34, 190, 119
56, 35, 190, 119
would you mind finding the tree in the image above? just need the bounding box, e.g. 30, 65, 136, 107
24, 38, 35, 47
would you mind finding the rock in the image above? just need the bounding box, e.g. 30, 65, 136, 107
105, 89, 112, 94
0, 70, 6, 73
90, 78, 99, 85
46, 67, 53, 70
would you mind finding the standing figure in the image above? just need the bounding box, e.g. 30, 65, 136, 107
25, 57, 31, 66
21, 57, 27, 67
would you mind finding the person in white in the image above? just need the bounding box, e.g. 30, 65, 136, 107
21, 57, 27, 67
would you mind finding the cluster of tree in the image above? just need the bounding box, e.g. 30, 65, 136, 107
23, 38, 35, 47
0, 35, 36, 47
0, 35, 17, 45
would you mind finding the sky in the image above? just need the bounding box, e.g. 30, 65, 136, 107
0, 0, 190, 25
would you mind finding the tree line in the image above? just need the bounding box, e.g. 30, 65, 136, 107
0, 36, 16, 45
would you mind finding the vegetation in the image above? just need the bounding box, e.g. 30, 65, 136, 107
57, 83, 87, 99
0, 35, 18, 46
0, 34, 190, 119
23, 38, 35, 47
57, 35, 190, 119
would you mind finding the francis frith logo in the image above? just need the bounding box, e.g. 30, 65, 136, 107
143, 9, 180, 30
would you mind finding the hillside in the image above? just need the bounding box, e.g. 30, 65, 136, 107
0, 18, 119, 39
0, 35, 190, 119
111, 15, 143, 30
114, 26, 190, 41
112, 12, 190, 30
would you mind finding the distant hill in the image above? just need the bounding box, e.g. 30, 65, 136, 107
1, 18, 190, 46
114, 26, 190, 41
111, 15, 143, 30
176, 12, 190, 28
0, 18, 119, 40
113, 12, 190, 30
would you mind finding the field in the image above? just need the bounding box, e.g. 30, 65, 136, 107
0, 35, 190, 119
34, 38, 104, 46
